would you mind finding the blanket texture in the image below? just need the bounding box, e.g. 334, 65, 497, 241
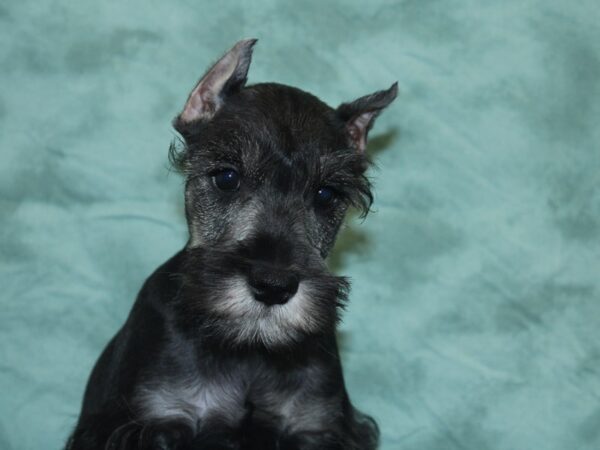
1, 1, 599, 449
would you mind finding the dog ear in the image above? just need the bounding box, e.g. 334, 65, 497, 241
336, 82, 398, 153
176, 38, 257, 127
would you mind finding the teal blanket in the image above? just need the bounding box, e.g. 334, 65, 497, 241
1, 1, 599, 449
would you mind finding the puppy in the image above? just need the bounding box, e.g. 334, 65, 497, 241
67, 39, 397, 450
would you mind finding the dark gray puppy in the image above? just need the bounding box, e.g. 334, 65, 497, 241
67, 39, 397, 450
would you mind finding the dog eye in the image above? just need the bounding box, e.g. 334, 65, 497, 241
213, 169, 240, 191
315, 186, 337, 207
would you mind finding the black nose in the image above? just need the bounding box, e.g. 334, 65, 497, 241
248, 267, 299, 306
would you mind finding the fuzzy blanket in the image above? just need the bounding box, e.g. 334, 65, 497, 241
1, 1, 599, 449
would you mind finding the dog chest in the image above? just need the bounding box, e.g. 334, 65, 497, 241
133, 370, 340, 434
135, 377, 247, 426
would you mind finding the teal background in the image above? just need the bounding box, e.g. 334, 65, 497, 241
1, 1, 599, 449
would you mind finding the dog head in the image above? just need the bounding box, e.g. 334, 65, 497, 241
171, 39, 396, 348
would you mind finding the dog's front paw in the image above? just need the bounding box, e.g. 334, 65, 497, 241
278, 431, 344, 450
139, 422, 195, 450
106, 421, 194, 450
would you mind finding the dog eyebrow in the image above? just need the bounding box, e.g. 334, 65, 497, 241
317, 151, 373, 213
319, 151, 365, 178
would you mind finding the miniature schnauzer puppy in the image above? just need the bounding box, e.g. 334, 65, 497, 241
67, 39, 397, 450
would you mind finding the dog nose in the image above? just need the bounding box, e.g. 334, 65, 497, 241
248, 267, 299, 306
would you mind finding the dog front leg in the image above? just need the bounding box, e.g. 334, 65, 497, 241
68, 415, 196, 450
278, 431, 345, 450
280, 420, 378, 450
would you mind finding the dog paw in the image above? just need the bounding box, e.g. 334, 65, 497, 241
278, 432, 344, 450
106, 421, 194, 450
139, 422, 195, 450
105, 422, 141, 450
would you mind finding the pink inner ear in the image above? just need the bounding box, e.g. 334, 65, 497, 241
347, 111, 376, 153
180, 75, 224, 123
180, 89, 204, 123
178, 48, 244, 124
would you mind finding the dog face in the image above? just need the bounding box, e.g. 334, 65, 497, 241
171, 40, 396, 348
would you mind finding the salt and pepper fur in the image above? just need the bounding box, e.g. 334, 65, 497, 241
67, 39, 397, 450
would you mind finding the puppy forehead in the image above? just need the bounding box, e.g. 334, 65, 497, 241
207, 83, 348, 160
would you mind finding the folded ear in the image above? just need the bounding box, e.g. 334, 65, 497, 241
176, 38, 257, 127
336, 82, 398, 153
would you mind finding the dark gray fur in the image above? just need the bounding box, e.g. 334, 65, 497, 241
67, 39, 397, 450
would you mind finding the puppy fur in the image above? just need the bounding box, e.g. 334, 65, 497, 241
66, 39, 397, 450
